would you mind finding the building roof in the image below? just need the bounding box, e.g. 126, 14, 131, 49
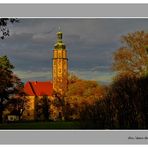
24, 81, 53, 96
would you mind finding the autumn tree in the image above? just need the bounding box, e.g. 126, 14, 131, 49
51, 74, 106, 121
7, 79, 29, 121
113, 31, 148, 77
66, 74, 105, 101
0, 56, 13, 122
64, 74, 106, 120
0, 56, 26, 122
109, 31, 148, 129
51, 91, 65, 120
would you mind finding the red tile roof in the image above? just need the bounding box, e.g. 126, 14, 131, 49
24, 81, 53, 96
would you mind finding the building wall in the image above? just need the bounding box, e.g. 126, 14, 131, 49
53, 49, 68, 95
22, 96, 35, 120
22, 96, 63, 121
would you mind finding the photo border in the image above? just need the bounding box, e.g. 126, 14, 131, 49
0, 3, 148, 144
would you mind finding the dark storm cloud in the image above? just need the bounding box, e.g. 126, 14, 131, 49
0, 32, 52, 71
1, 18, 148, 82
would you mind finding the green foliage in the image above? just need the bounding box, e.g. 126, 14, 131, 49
0, 55, 14, 99
0, 55, 26, 123
0, 56, 14, 69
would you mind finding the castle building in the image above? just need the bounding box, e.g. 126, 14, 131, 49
23, 30, 68, 120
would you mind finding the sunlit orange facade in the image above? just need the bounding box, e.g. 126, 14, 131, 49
53, 31, 68, 95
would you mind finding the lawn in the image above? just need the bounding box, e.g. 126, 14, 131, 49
0, 121, 81, 129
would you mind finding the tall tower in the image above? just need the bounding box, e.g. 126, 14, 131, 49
52, 29, 68, 95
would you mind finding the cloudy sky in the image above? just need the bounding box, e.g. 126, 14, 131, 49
0, 18, 148, 84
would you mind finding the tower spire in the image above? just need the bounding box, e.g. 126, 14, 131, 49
57, 27, 62, 41
58, 26, 61, 32
54, 27, 65, 49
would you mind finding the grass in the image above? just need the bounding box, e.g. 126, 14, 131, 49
0, 121, 81, 130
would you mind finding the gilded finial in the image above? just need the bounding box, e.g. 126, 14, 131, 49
54, 27, 66, 49
57, 26, 62, 41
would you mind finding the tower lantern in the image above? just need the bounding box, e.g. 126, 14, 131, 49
57, 29, 63, 41
52, 29, 68, 95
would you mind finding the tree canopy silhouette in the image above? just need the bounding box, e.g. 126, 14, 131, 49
0, 56, 26, 122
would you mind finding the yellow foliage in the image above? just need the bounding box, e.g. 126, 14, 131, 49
113, 31, 148, 77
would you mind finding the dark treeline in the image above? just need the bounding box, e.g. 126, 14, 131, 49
79, 75, 148, 129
